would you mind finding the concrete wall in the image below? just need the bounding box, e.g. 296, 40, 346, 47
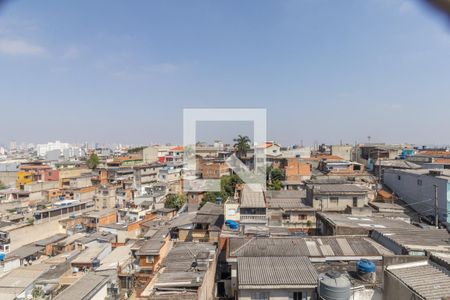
90, 283, 109, 300
311, 194, 368, 211
384, 169, 449, 223
238, 288, 315, 300
9, 219, 65, 251
384, 271, 422, 300
0, 171, 17, 187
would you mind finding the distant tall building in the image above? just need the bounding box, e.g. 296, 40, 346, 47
8, 140, 16, 152
36, 140, 70, 157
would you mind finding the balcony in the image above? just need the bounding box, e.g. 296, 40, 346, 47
240, 214, 267, 224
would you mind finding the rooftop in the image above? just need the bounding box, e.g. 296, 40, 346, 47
311, 184, 369, 194
54, 272, 109, 300
386, 260, 450, 300
371, 227, 450, 254
228, 236, 392, 260
152, 242, 216, 289
317, 212, 415, 231
240, 184, 266, 208
237, 256, 318, 289
0, 264, 49, 300
71, 243, 109, 265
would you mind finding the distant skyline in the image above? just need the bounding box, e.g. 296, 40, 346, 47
1, 1, 450, 146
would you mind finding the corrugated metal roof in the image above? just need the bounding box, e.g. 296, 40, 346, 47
237, 256, 318, 288
229, 236, 391, 258
313, 184, 369, 194
240, 184, 265, 208
387, 261, 450, 300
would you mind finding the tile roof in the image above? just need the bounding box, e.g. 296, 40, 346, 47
237, 256, 318, 289
387, 261, 450, 300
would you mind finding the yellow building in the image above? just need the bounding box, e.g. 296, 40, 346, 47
16, 171, 33, 189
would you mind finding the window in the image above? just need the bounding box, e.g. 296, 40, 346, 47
398, 175, 401, 180
417, 179, 422, 186
353, 197, 358, 207
330, 196, 339, 203
282, 213, 290, 220
291, 292, 303, 300
251, 292, 269, 300
146, 256, 154, 263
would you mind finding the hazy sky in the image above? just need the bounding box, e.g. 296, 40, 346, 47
0, 0, 450, 146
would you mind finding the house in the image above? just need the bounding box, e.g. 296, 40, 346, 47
266, 190, 315, 233
191, 202, 224, 243
71, 242, 111, 271
93, 184, 117, 210
34, 233, 68, 256
383, 169, 450, 226
53, 233, 86, 255
225, 236, 392, 299
98, 220, 142, 244
134, 163, 164, 193
316, 212, 415, 236
158, 163, 183, 194
384, 254, 450, 300
140, 242, 217, 299
0, 264, 50, 300
236, 256, 318, 300
370, 227, 450, 255
201, 160, 230, 179
372, 159, 421, 183
165, 146, 184, 163
283, 158, 312, 187
54, 272, 111, 300
239, 184, 267, 226
83, 209, 117, 231
306, 182, 370, 212
330, 144, 353, 161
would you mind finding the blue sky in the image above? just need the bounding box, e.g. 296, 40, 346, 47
0, 0, 449, 146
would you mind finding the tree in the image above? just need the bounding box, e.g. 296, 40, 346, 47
270, 167, 283, 182
233, 135, 251, 159
266, 166, 284, 190
201, 174, 243, 207
268, 180, 283, 190
86, 153, 100, 169
164, 194, 186, 210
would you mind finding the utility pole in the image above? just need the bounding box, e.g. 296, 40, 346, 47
434, 184, 439, 229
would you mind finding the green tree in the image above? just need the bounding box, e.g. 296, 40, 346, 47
201, 174, 243, 207
86, 153, 100, 169
270, 168, 283, 181
233, 135, 251, 159
164, 194, 186, 210
268, 180, 283, 190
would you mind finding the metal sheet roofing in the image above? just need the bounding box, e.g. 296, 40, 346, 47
229, 236, 391, 258
237, 256, 318, 289
240, 184, 266, 208
387, 261, 450, 300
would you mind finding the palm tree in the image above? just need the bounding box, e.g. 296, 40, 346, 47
233, 135, 251, 159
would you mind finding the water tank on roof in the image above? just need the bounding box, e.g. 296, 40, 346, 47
92, 259, 100, 269
0, 252, 5, 261
318, 270, 351, 300
357, 259, 376, 283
